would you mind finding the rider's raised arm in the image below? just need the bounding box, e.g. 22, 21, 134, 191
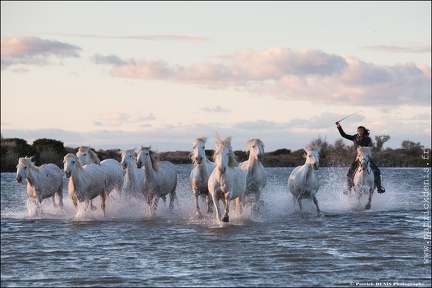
336, 124, 355, 141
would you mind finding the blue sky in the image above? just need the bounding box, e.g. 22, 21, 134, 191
1, 1, 431, 152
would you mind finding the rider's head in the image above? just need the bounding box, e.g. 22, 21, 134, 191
357, 126, 370, 137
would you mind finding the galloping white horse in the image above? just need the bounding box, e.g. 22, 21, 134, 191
288, 145, 321, 214
208, 135, 246, 223
16, 157, 64, 211
189, 136, 215, 218
119, 149, 145, 198
63, 153, 107, 217
353, 146, 375, 210
239, 139, 267, 212
76, 146, 124, 197
136, 146, 178, 216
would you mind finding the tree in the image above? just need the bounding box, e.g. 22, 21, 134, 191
401, 140, 423, 156
32, 138, 66, 167
374, 135, 391, 152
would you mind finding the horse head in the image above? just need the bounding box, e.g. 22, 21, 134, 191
119, 149, 136, 169
136, 146, 158, 171
191, 137, 207, 165
357, 146, 372, 171
246, 139, 265, 162
63, 153, 80, 178
15, 156, 34, 183
304, 145, 320, 170
213, 134, 237, 174
76, 146, 100, 165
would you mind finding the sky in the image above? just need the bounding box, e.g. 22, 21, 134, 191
1, 1, 431, 153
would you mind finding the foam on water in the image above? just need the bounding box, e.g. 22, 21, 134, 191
1, 167, 413, 225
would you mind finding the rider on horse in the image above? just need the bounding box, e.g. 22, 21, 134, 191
335, 122, 386, 194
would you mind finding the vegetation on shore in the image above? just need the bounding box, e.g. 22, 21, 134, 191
1, 134, 429, 173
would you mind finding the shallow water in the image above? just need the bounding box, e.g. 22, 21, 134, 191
1, 166, 431, 287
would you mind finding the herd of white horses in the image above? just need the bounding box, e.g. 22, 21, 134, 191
15, 134, 377, 222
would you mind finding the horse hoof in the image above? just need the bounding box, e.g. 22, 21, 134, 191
90, 205, 97, 211
365, 204, 371, 210
221, 216, 229, 222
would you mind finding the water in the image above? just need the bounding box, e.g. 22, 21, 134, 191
1, 166, 431, 287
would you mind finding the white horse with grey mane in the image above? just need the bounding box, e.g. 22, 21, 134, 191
136, 146, 178, 216
63, 153, 107, 217
353, 146, 375, 210
208, 134, 246, 223
239, 138, 267, 213
119, 148, 145, 198
288, 145, 321, 214
76, 146, 124, 196
189, 136, 215, 219
16, 157, 64, 214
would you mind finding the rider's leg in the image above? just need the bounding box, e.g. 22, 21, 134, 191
345, 161, 356, 193
370, 160, 385, 193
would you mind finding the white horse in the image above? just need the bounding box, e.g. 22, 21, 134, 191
136, 146, 178, 216
353, 146, 375, 210
189, 136, 215, 218
15, 157, 64, 212
119, 148, 145, 198
76, 146, 124, 197
239, 139, 267, 212
208, 135, 246, 223
63, 153, 107, 217
288, 145, 321, 214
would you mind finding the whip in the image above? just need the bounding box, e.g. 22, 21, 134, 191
335, 110, 363, 123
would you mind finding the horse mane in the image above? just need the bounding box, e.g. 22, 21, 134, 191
78, 146, 100, 164
213, 134, 238, 167
304, 144, 320, 152
18, 156, 38, 170
358, 146, 373, 156
246, 139, 264, 153
194, 136, 208, 144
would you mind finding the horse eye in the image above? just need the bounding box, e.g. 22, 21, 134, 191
72, 161, 75, 164
203, 146, 205, 149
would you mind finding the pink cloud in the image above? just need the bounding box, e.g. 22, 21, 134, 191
1, 36, 81, 70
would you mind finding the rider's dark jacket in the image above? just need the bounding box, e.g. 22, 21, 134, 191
337, 126, 373, 149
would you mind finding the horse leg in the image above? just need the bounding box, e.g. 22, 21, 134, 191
221, 192, 230, 222
365, 188, 372, 210
100, 189, 106, 217
193, 187, 201, 218
169, 190, 176, 211
297, 196, 303, 211
90, 199, 97, 211
206, 193, 213, 214
57, 186, 64, 209
151, 195, 159, 216
212, 194, 222, 222
51, 195, 57, 208
236, 197, 243, 215
312, 195, 320, 214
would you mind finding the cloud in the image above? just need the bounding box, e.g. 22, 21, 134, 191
363, 44, 431, 53
46, 33, 209, 42
93, 54, 127, 66
94, 112, 157, 128
200, 106, 230, 114
94, 46, 431, 107
1, 36, 82, 70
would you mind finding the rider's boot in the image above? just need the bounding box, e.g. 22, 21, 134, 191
343, 177, 354, 195
375, 175, 385, 193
